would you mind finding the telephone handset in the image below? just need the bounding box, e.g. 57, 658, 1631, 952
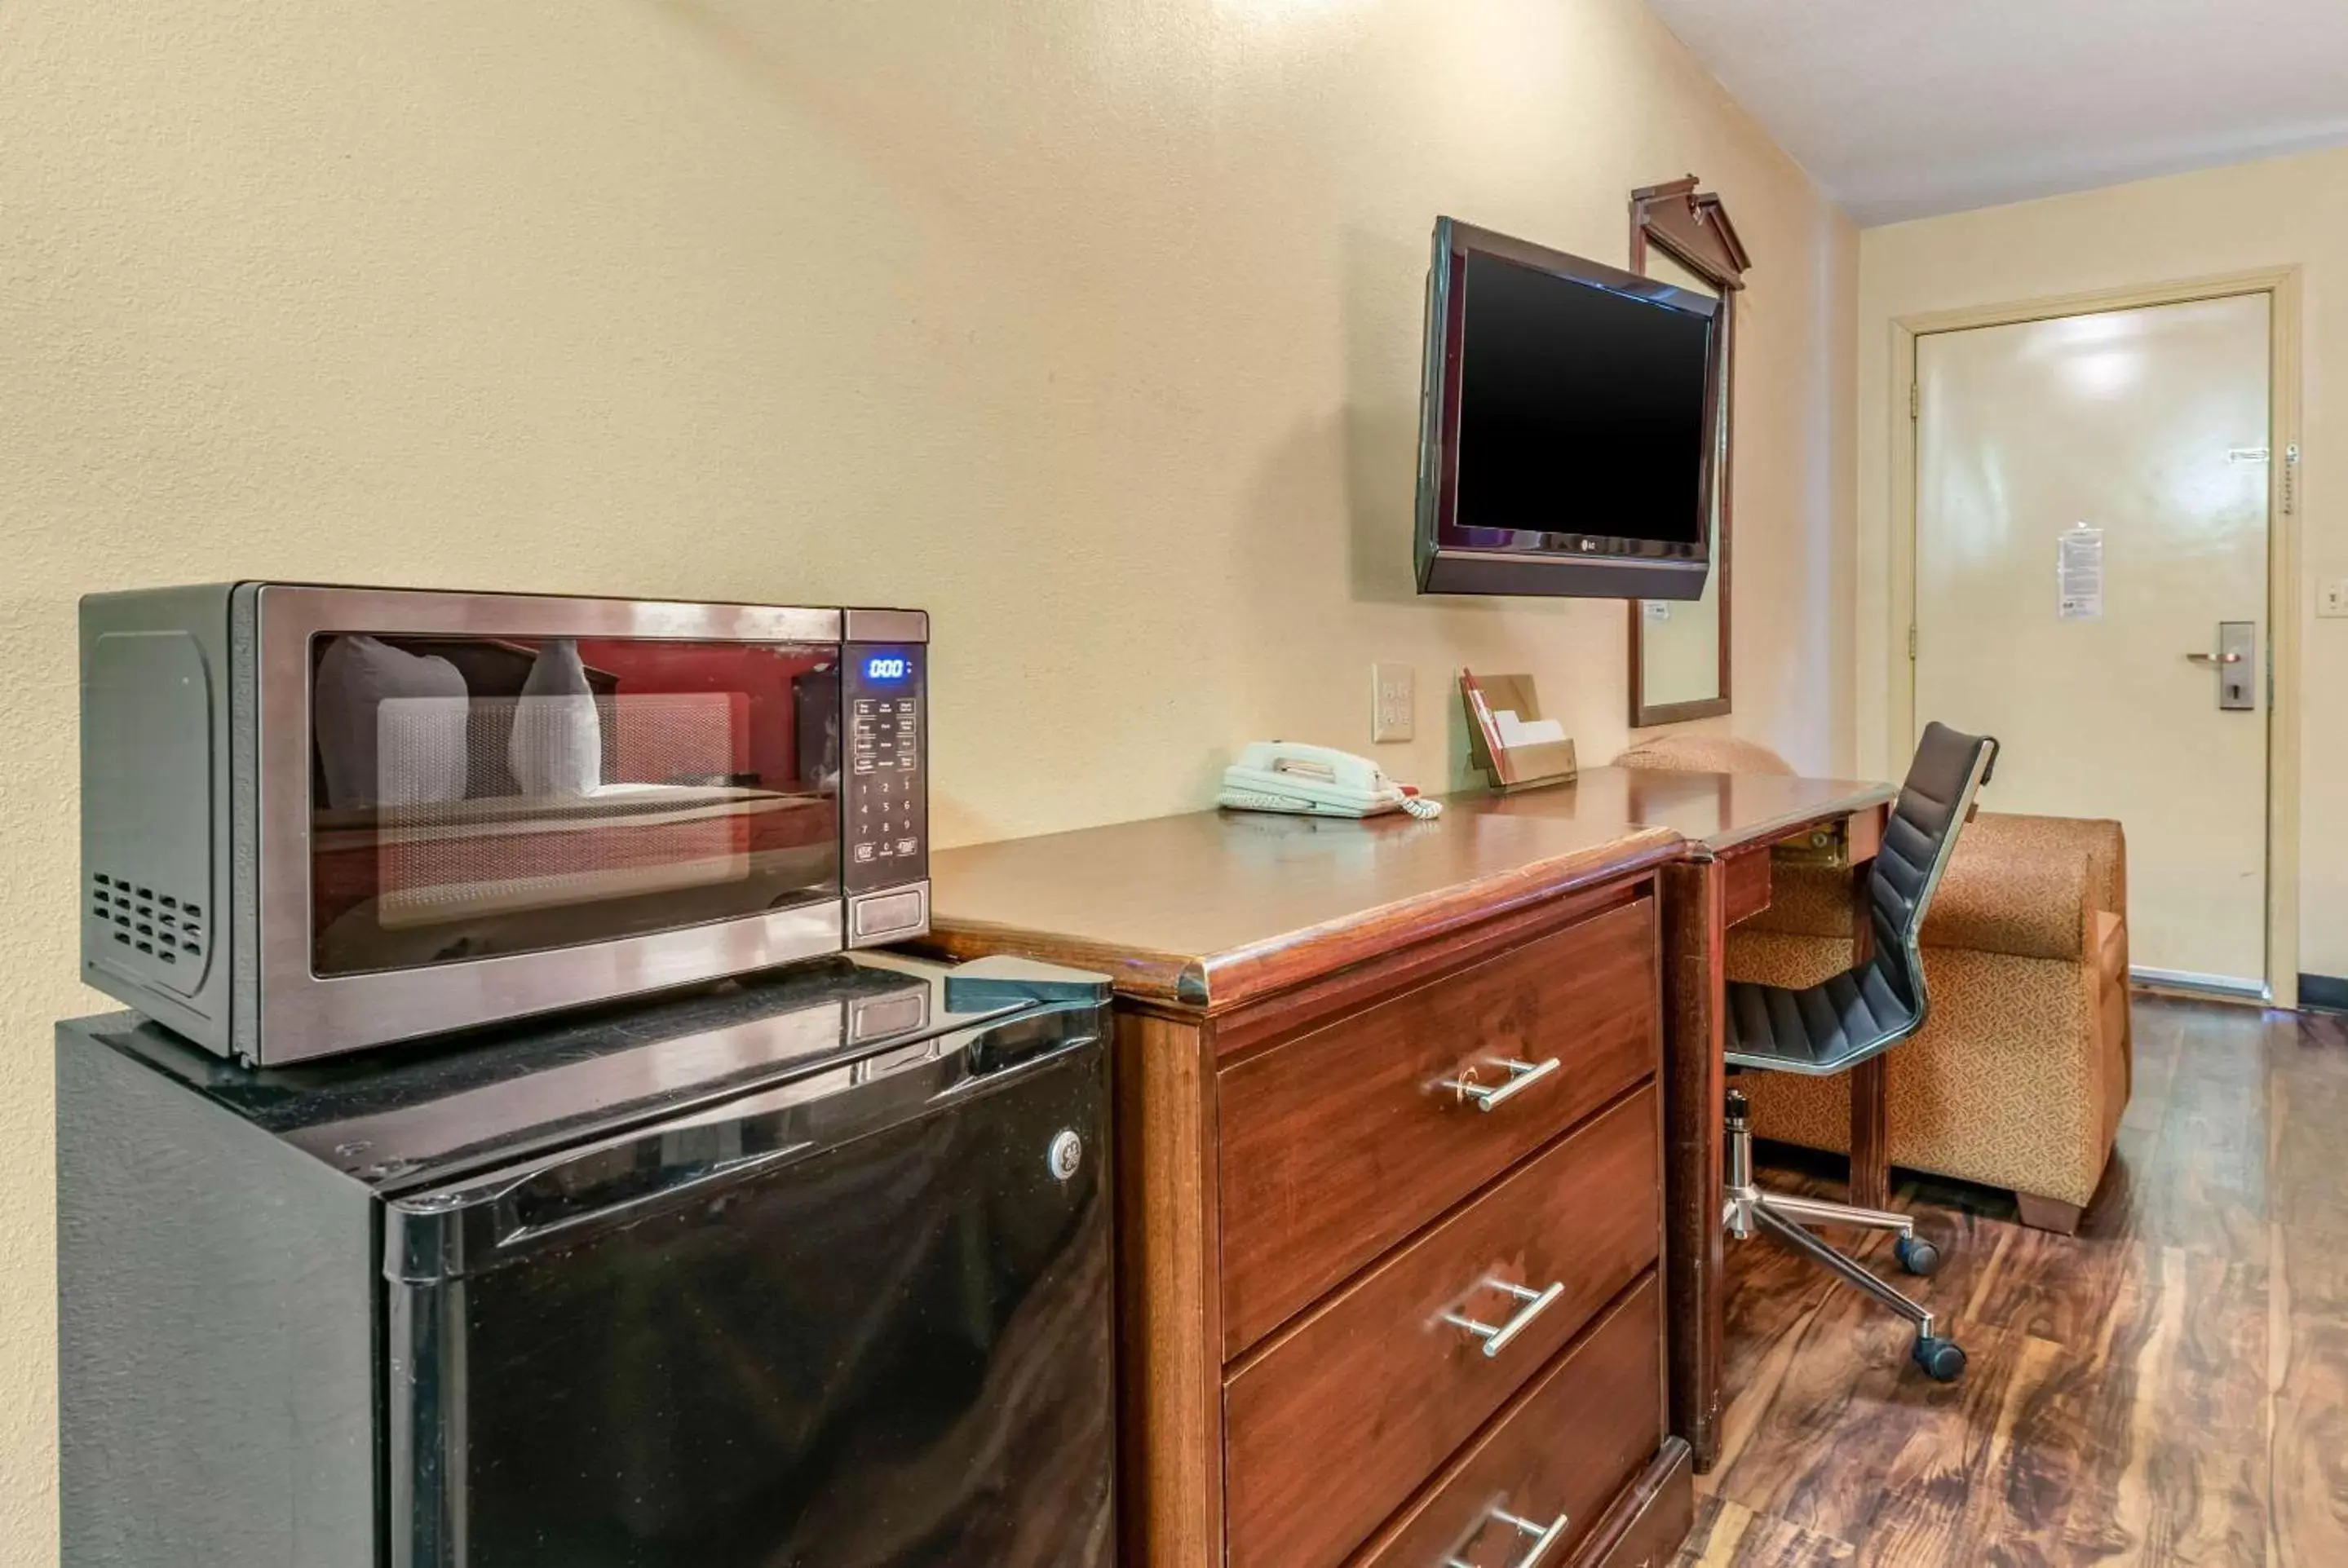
1218, 741, 1444, 820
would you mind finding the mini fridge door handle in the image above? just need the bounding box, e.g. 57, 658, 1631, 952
490, 1139, 815, 1253
387, 1061, 867, 1282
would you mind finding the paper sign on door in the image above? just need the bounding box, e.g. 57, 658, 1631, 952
2058, 525, 2103, 621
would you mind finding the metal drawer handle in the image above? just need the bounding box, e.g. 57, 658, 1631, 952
1452, 1056, 1559, 1111
1444, 1507, 1570, 1568
1442, 1279, 1566, 1358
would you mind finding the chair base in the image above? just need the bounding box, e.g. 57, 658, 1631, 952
1723, 1093, 1964, 1382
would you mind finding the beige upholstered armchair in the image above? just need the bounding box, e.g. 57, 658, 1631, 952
1616, 734, 2132, 1233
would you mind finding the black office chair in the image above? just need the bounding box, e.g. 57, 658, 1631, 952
1721, 721, 1999, 1383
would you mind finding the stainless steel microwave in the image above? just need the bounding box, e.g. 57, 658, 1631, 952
80, 583, 931, 1065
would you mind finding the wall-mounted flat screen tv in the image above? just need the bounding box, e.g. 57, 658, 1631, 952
1415, 217, 1720, 600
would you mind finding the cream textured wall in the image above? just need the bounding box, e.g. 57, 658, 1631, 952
1854, 147, 2347, 978
0, 1, 1855, 1552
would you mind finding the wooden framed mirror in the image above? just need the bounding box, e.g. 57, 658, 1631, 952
1628, 177, 1748, 727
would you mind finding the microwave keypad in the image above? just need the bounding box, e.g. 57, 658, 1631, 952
851, 700, 918, 857
844, 647, 927, 893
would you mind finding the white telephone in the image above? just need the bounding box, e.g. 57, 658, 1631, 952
1218, 741, 1444, 820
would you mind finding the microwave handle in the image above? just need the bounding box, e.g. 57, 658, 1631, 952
385, 1014, 1100, 1283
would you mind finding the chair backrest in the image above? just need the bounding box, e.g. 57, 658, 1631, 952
1866, 722, 2000, 1019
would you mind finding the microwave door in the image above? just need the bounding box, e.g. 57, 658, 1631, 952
382, 1020, 1112, 1568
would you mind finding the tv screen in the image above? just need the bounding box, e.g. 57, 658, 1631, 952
1415, 219, 1721, 599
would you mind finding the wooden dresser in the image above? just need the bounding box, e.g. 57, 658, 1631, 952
921, 807, 1696, 1568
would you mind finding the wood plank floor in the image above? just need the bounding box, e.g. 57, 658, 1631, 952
1674, 995, 2348, 1567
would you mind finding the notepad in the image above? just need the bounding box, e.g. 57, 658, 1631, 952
1491, 709, 1568, 748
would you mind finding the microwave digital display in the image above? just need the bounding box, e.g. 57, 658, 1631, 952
863, 654, 912, 682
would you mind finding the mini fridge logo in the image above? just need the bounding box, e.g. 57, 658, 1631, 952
1046, 1130, 1084, 1182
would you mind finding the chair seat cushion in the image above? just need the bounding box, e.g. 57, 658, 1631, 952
1725, 966, 1920, 1075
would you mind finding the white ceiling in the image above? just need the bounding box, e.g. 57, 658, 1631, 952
1646, 0, 2348, 224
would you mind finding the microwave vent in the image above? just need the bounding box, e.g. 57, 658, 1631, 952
82, 621, 216, 1007
91, 873, 206, 972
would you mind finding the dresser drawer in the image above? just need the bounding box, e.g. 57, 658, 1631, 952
1223, 1086, 1660, 1568
1218, 896, 1658, 1353
1351, 1272, 1665, 1568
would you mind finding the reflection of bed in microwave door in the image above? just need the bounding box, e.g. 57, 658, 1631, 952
374, 690, 754, 807
369, 788, 821, 922
309, 789, 838, 969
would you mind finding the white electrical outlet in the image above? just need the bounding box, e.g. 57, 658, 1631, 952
2321, 578, 2348, 619
1371, 662, 1414, 743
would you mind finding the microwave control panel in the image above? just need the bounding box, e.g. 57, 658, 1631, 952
842, 644, 928, 894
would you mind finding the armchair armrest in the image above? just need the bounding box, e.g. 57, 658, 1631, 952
1613, 735, 1795, 776
2058, 816, 2127, 921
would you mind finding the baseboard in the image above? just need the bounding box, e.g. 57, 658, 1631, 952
2130, 965, 2268, 1002
2300, 973, 2348, 1014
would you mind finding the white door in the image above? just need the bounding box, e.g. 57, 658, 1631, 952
1913, 294, 2271, 991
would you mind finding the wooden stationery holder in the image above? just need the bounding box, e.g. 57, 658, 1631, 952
1460, 672, 1578, 793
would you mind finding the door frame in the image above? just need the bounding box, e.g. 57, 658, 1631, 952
1887, 268, 2303, 1006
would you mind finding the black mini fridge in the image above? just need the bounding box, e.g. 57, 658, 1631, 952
59, 953, 1114, 1568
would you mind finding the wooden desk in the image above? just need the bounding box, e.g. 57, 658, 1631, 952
923, 807, 1694, 1568
921, 766, 1896, 1539
1441, 768, 1896, 1473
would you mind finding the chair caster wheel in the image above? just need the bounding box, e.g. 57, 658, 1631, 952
1895, 1235, 1940, 1276
1913, 1335, 1966, 1382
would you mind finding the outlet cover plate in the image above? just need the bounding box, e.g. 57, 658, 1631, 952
1372, 662, 1414, 743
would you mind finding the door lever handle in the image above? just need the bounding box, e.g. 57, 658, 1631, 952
2194, 621, 2258, 710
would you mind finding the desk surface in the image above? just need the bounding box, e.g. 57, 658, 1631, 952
1451, 766, 1896, 855
922, 766, 1894, 1010
924, 806, 1679, 1011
